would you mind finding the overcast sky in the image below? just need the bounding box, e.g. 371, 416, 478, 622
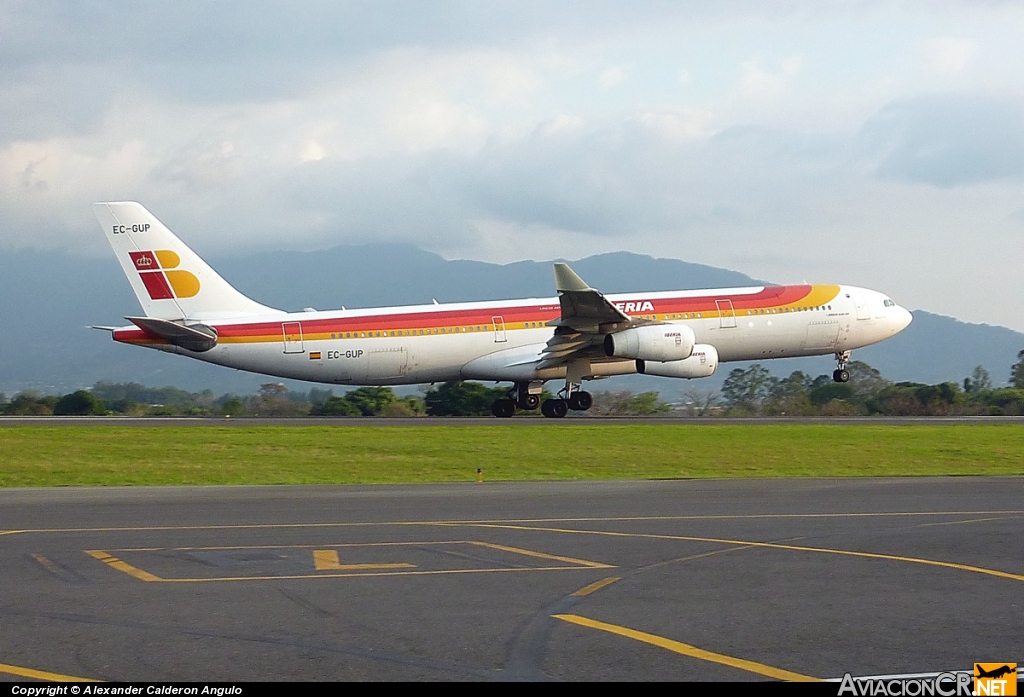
2, 1, 1024, 330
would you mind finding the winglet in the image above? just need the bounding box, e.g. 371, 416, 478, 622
553, 263, 591, 292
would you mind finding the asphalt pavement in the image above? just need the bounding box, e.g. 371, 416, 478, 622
0, 478, 1021, 681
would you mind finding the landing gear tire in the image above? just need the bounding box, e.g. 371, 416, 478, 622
833, 369, 850, 383
541, 398, 568, 418
491, 398, 516, 418
517, 394, 540, 411
567, 391, 593, 411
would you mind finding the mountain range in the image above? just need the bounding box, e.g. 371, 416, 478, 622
1, 245, 1021, 398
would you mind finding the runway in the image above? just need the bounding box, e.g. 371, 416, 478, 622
5, 415, 1024, 426
1, 478, 1022, 681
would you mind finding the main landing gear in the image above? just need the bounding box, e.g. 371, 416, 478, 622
540, 382, 593, 419
833, 350, 851, 383
489, 382, 593, 418
490, 382, 543, 418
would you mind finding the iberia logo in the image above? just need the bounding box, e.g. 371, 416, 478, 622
128, 250, 200, 300
975, 664, 1017, 696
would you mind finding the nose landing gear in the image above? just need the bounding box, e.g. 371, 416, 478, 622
833, 350, 851, 383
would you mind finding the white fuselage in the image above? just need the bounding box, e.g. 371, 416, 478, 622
116, 283, 912, 386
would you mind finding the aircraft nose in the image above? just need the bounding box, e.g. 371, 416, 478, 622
895, 307, 913, 332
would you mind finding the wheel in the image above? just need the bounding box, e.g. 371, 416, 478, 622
568, 391, 593, 411
541, 398, 568, 418
833, 369, 850, 383
517, 393, 540, 410
491, 398, 516, 418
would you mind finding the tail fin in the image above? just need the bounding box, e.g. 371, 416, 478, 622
94, 202, 277, 320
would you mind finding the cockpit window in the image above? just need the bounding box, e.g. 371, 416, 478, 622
883, 299, 895, 307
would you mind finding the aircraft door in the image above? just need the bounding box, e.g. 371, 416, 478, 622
282, 322, 304, 354
492, 316, 507, 343
716, 299, 737, 328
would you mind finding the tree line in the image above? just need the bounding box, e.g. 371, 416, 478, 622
0, 381, 670, 417
717, 351, 1024, 416
4, 349, 1024, 417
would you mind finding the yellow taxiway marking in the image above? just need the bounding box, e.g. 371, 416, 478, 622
913, 515, 1022, 529
5, 510, 1024, 536
0, 661, 100, 682
553, 614, 820, 682
85, 541, 612, 583
157, 566, 595, 583
462, 523, 1024, 584
30, 553, 63, 576
105, 540, 466, 552
312, 549, 414, 571
572, 576, 621, 597
466, 540, 613, 569
85, 550, 162, 582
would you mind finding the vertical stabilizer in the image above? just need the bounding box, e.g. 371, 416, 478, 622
94, 202, 277, 320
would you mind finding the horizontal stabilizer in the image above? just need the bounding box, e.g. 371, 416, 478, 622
127, 316, 218, 352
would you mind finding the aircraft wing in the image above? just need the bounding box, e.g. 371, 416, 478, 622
537, 263, 653, 370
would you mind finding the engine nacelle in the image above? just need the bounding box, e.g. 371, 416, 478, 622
637, 344, 718, 379
604, 324, 695, 363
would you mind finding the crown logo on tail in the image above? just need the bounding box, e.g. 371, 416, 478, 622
128, 250, 200, 300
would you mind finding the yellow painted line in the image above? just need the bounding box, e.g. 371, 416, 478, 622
84, 540, 607, 582
104, 540, 473, 553
7, 511, 1024, 537
312, 549, 414, 571
913, 516, 1022, 529
553, 614, 820, 682
158, 566, 596, 582
463, 523, 1024, 584
85, 550, 162, 582
467, 541, 613, 569
0, 661, 100, 682
30, 553, 63, 576
572, 576, 621, 597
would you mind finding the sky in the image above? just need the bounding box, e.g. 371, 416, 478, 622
2, 1, 1024, 330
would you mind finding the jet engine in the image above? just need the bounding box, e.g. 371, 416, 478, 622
637, 344, 718, 379
603, 324, 695, 363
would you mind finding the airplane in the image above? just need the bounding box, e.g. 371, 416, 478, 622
975, 665, 1016, 680
93, 202, 913, 418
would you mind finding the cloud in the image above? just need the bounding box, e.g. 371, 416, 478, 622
738, 56, 802, 98
4, 1, 1024, 333
923, 37, 977, 76
865, 95, 1024, 187
599, 66, 627, 89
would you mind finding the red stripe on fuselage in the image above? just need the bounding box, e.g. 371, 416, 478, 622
213, 286, 818, 337
114, 285, 825, 345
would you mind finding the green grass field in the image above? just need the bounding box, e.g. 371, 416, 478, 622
1, 423, 1023, 487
